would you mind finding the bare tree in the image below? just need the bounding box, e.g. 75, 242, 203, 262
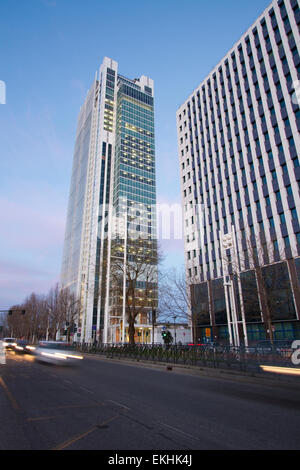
109, 238, 159, 345
58, 286, 81, 342
159, 266, 199, 341
236, 233, 288, 344
6, 284, 81, 343
7, 293, 48, 342
6, 304, 26, 338
45, 283, 63, 340
45, 283, 81, 341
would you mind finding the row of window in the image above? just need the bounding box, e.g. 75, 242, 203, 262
180, 2, 300, 284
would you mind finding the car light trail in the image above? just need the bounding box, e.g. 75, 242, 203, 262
40, 352, 83, 360
260, 365, 300, 376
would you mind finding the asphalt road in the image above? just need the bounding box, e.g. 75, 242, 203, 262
1, 350, 300, 450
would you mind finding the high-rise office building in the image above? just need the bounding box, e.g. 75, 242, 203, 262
177, 0, 300, 344
61, 57, 157, 343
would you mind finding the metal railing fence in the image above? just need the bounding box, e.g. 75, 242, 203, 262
74, 342, 299, 374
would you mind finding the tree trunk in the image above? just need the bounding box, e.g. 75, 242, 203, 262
128, 319, 135, 345
255, 266, 274, 344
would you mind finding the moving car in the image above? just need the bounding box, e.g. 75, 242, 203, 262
3, 338, 17, 350
14, 340, 36, 355
34, 341, 83, 365
14, 339, 29, 354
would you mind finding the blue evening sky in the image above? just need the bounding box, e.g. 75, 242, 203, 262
0, 0, 271, 308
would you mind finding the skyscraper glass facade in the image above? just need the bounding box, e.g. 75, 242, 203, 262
61, 58, 157, 343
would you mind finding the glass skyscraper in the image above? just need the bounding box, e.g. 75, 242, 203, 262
61, 57, 157, 344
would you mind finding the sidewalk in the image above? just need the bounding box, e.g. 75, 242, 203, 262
84, 352, 300, 390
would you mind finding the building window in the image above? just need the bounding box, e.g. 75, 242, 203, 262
291, 208, 298, 221
280, 213, 286, 225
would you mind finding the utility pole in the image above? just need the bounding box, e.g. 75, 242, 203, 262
122, 206, 128, 344
152, 308, 156, 346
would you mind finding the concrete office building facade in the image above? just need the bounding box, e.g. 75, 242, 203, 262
177, 0, 300, 344
61, 57, 157, 343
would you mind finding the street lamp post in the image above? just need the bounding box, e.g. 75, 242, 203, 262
231, 224, 248, 348
46, 309, 51, 341
122, 207, 128, 345
220, 233, 234, 347
220, 232, 240, 348
173, 315, 177, 346
152, 308, 156, 346
220, 229, 249, 349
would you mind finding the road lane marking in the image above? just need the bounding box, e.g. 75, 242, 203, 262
44, 403, 103, 411
28, 415, 60, 422
79, 386, 94, 394
53, 415, 120, 450
108, 399, 130, 411
0, 376, 20, 411
159, 422, 200, 442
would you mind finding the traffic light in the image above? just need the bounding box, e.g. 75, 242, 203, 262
8, 310, 12, 316
162, 330, 173, 345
